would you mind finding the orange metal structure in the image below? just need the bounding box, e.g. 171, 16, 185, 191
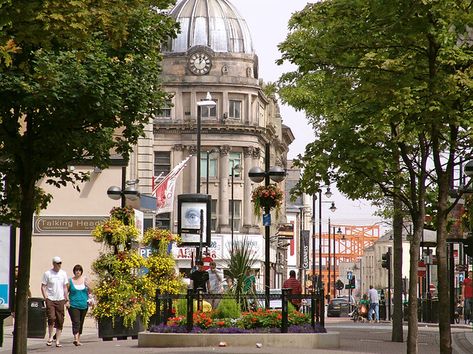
307, 224, 380, 297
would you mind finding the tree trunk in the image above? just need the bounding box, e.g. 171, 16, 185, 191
436, 183, 452, 354
407, 221, 422, 354
12, 182, 36, 354
391, 192, 403, 342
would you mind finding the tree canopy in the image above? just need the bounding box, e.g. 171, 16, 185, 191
0, 1, 178, 352
277, 1, 473, 353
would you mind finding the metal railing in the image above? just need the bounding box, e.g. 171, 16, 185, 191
154, 288, 325, 333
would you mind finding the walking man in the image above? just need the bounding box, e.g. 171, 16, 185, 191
41, 256, 69, 347
283, 270, 302, 311
462, 270, 473, 324
367, 285, 379, 322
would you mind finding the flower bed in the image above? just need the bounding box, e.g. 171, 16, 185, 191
140, 299, 339, 349
151, 308, 323, 333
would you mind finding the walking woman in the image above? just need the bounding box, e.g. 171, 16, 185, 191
67, 264, 89, 346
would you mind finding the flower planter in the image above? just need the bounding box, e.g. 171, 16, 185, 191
98, 316, 144, 341
138, 332, 340, 349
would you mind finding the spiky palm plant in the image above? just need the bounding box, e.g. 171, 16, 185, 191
226, 238, 258, 310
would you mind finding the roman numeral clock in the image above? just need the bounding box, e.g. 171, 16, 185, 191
188, 51, 212, 75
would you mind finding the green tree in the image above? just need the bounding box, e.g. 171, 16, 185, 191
277, 1, 473, 353
0, 1, 178, 352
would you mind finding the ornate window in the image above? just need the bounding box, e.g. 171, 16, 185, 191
229, 200, 241, 232
229, 100, 241, 119
229, 152, 242, 177
201, 99, 218, 119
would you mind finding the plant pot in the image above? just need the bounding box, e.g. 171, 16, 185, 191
98, 316, 144, 341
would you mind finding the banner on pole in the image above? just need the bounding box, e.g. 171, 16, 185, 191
152, 156, 191, 214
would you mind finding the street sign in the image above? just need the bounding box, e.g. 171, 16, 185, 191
336, 279, 344, 290
347, 271, 353, 280
202, 256, 213, 271
418, 260, 426, 277
263, 213, 271, 226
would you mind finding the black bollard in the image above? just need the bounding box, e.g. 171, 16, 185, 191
281, 288, 289, 333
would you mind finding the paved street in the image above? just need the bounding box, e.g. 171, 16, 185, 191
1, 317, 472, 353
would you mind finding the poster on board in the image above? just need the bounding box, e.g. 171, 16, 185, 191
0, 225, 12, 311
178, 194, 211, 246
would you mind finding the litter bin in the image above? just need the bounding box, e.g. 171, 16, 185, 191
379, 300, 386, 320
28, 297, 46, 338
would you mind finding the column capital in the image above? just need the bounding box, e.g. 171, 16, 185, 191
173, 144, 185, 151
252, 147, 261, 159
243, 146, 256, 157
219, 145, 231, 156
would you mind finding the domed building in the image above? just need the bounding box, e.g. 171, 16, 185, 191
150, 0, 294, 283
27, 0, 293, 294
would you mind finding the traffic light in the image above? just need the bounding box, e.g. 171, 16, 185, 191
464, 236, 473, 257
382, 251, 391, 269
349, 275, 356, 289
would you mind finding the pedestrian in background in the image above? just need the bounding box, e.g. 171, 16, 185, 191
190, 260, 209, 293
207, 261, 224, 309
282, 270, 302, 311
462, 270, 473, 324
67, 264, 90, 346
367, 285, 379, 323
41, 256, 69, 347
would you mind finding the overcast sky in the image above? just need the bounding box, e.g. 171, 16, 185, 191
235, 1, 387, 230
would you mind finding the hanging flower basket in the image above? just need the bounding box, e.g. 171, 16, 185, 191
142, 228, 181, 255
251, 184, 284, 218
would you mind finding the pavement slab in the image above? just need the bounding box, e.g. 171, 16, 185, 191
0, 316, 472, 354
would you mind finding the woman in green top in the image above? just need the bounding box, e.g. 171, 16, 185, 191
67, 264, 90, 346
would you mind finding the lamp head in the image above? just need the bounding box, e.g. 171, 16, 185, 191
232, 164, 242, 177
107, 186, 122, 200
465, 160, 473, 177
123, 185, 140, 201
268, 166, 286, 183
329, 201, 337, 212
325, 187, 333, 199
197, 92, 216, 108
248, 166, 265, 183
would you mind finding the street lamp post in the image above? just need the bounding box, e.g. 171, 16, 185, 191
334, 227, 342, 298
313, 188, 336, 325
107, 167, 140, 207
196, 93, 216, 194
248, 143, 285, 309
231, 163, 241, 255
328, 218, 331, 300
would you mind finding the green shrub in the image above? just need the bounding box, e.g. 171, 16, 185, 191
215, 298, 241, 319
175, 298, 187, 316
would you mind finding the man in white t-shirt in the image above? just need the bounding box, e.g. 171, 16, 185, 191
368, 285, 379, 322
41, 256, 69, 347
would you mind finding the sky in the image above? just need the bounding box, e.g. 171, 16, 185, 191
235, 0, 388, 231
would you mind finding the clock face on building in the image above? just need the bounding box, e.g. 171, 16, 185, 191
188, 52, 212, 75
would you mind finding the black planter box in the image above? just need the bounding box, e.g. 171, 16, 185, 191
98, 316, 144, 341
